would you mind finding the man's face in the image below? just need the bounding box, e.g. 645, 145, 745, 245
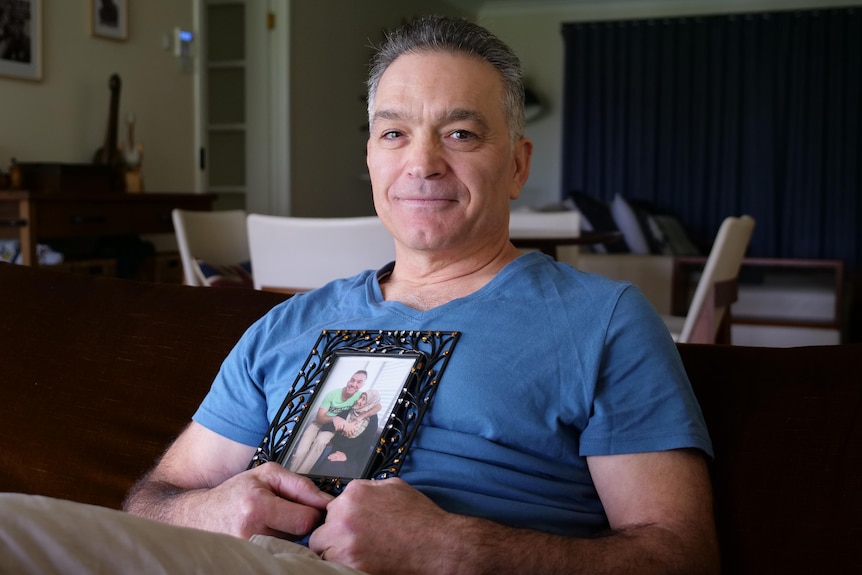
367, 51, 532, 257
345, 373, 365, 395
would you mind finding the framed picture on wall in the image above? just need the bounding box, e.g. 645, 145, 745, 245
90, 0, 127, 41
0, 0, 42, 81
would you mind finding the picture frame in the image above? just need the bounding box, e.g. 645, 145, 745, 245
249, 329, 460, 495
90, 0, 127, 41
0, 0, 42, 81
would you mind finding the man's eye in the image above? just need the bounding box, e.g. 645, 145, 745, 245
450, 130, 475, 140
382, 130, 402, 140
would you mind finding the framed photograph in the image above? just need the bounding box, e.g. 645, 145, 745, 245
284, 352, 421, 479
0, 0, 42, 81
249, 329, 460, 495
90, 0, 127, 41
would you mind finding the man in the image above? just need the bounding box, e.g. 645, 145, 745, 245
3, 15, 718, 575
287, 370, 371, 474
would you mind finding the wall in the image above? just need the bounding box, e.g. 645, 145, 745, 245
0, 0, 195, 192
0, 1, 473, 222
5, 1, 852, 216
477, 0, 862, 210
288, 0, 473, 217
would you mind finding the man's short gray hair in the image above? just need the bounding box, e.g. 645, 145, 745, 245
367, 15, 526, 141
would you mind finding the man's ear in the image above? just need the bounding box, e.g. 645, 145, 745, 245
509, 137, 533, 200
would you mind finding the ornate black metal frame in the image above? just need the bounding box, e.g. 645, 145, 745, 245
248, 329, 460, 495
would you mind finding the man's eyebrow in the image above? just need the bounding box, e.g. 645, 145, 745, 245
446, 108, 488, 128
372, 108, 489, 129
373, 109, 404, 123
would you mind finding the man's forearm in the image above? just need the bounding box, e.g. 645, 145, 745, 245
124, 475, 260, 537
439, 514, 719, 575
123, 475, 210, 528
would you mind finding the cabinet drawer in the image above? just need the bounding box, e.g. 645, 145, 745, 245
37, 203, 131, 238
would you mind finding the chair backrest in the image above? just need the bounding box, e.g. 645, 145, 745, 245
508, 210, 580, 239
679, 215, 755, 343
172, 209, 250, 286
509, 210, 581, 266
246, 214, 396, 292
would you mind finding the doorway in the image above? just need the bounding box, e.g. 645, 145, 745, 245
194, 0, 290, 215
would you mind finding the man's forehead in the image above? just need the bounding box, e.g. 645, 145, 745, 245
372, 52, 503, 124
376, 50, 502, 96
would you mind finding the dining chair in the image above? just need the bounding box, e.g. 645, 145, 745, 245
661, 215, 756, 344
509, 210, 580, 239
171, 209, 250, 287
246, 214, 395, 293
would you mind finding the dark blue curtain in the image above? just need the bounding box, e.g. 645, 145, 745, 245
561, 9, 862, 270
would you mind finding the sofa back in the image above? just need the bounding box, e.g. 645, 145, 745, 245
0, 262, 288, 509
0, 261, 859, 573
678, 343, 862, 574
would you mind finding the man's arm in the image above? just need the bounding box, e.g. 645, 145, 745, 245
314, 406, 349, 431
123, 421, 333, 540
308, 448, 719, 575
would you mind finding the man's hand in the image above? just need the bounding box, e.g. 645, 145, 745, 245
331, 416, 347, 431
193, 462, 334, 540
124, 423, 333, 541
309, 478, 457, 574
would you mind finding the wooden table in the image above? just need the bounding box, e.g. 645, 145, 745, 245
0, 190, 215, 265
511, 231, 624, 260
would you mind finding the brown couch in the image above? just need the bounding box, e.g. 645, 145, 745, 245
1, 261, 859, 573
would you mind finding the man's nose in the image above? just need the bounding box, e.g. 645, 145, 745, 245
407, 135, 446, 179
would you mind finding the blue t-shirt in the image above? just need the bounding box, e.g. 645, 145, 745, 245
194, 252, 712, 537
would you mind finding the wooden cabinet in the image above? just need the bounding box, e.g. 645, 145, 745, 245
0, 191, 215, 265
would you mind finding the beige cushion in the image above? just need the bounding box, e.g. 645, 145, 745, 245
0, 493, 367, 575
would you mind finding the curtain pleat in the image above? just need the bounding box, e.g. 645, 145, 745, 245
561, 9, 862, 270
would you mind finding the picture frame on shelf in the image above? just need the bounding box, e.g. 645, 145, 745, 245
0, 0, 42, 82
90, 0, 127, 41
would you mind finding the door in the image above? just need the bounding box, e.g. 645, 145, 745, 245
195, 0, 290, 215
